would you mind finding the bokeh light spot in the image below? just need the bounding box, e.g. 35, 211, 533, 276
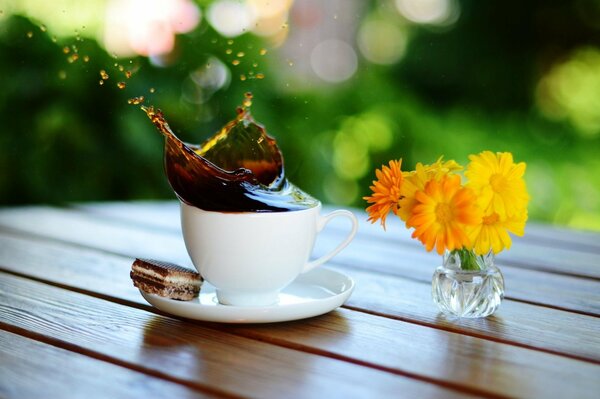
536, 47, 600, 137
358, 18, 407, 65
395, 0, 459, 26
310, 39, 358, 83
207, 0, 255, 38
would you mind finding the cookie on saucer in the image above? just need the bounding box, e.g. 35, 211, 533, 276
130, 258, 202, 301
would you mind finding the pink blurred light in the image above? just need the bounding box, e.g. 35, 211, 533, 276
105, 0, 200, 57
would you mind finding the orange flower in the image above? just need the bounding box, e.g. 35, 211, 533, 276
407, 174, 482, 255
397, 157, 463, 223
364, 160, 403, 229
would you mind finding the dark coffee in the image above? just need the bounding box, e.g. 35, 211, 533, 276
143, 100, 318, 212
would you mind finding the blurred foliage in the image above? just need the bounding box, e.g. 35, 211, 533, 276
1, 0, 600, 231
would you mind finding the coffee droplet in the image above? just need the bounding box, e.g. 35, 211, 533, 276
125, 70, 132, 79
232, 59, 240, 66
118, 65, 124, 72
117, 82, 126, 89
63, 46, 70, 54
225, 48, 232, 55
259, 48, 267, 56
99, 80, 104, 86
227, 39, 234, 45
128, 96, 145, 105
237, 51, 245, 57
67, 54, 79, 63
83, 55, 90, 62
256, 73, 265, 79
243, 92, 253, 108
27, 31, 33, 38
240, 74, 247, 81
252, 62, 258, 68
100, 70, 109, 80
149, 87, 156, 93
40, 25, 47, 32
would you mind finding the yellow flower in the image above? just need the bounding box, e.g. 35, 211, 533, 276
466, 151, 529, 218
364, 160, 403, 229
397, 157, 463, 223
468, 209, 528, 255
407, 174, 482, 255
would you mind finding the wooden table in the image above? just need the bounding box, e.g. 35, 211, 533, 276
1, 201, 599, 398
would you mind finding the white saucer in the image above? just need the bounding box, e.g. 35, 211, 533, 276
140, 267, 354, 323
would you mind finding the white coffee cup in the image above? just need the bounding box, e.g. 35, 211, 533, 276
180, 202, 358, 306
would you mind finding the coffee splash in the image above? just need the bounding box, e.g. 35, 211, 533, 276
142, 97, 318, 212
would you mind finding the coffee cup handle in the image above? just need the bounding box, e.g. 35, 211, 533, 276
302, 210, 359, 273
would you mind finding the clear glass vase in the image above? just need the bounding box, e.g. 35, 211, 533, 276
432, 250, 504, 318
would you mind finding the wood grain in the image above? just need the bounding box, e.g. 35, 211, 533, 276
75, 202, 600, 314
337, 266, 600, 363
0, 330, 214, 399
2, 206, 599, 316
1, 233, 600, 398
0, 272, 469, 399
7, 205, 600, 281
77, 201, 600, 252
1, 203, 600, 398
78, 201, 600, 257
1, 229, 598, 364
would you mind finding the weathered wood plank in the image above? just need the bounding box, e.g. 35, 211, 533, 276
1, 243, 599, 398
0, 273, 469, 399
1, 206, 598, 317
337, 266, 600, 363
76, 202, 600, 279
78, 201, 600, 252
0, 330, 214, 399
1, 229, 599, 366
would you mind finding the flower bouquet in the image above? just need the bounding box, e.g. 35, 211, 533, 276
364, 151, 529, 318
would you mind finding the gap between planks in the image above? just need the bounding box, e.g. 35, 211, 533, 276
1, 262, 599, 367
2, 216, 599, 320
0, 208, 599, 363
2, 269, 599, 398
72, 203, 600, 282
76, 202, 600, 255
0, 272, 496, 399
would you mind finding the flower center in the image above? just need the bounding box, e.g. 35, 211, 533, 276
489, 173, 507, 193
435, 203, 453, 223
483, 212, 499, 225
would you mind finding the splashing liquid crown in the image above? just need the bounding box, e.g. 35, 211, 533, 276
142, 95, 318, 212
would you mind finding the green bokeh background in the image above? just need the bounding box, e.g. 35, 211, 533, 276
1, 0, 600, 230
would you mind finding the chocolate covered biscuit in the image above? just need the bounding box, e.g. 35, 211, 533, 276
130, 258, 202, 301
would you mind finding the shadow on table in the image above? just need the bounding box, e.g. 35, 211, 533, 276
142, 309, 352, 348
217, 309, 353, 345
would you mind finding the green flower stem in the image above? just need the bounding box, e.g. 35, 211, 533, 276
454, 248, 481, 271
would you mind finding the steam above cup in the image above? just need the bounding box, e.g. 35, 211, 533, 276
180, 202, 358, 306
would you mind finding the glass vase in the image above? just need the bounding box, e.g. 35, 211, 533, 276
432, 250, 504, 318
